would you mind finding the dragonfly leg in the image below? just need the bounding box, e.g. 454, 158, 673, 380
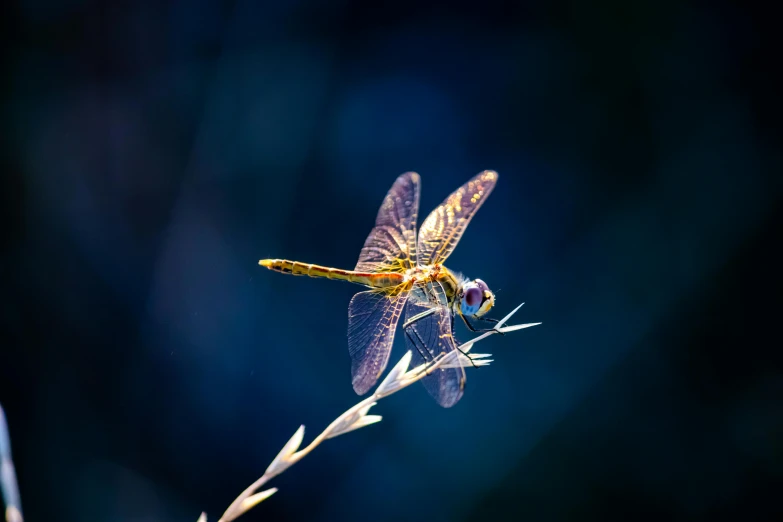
404, 326, 434, 366
475, 316, 500, 324
457, 346, 478, 368
451, 317, 478, 369
404, 308, 437, 363
461, 314, 505, 336
402, 307, 438, 329
404, 308, 476, 369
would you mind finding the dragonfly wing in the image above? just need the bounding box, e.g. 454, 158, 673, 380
348, 286, 409, 394
417, 170, 497, 266
403, 280, 465, 408
355, 172, 420, 273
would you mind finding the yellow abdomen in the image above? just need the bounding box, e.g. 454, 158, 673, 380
259, 259, 405, 289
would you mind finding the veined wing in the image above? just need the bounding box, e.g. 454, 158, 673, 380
417, 170, 497, 267
355, 172, 420, 273
403, 280, 465, 408
348, 284, 410, 394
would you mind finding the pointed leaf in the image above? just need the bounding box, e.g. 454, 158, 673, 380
326, 415, 383, 438
356, 401, 377, 418
240, 488, 278, 511
265, 425, 304, 475
442, 353, 494, 368
397, 361, 431, 386
6, 506, 23, 522
471, 359, 493, 367
324, 401, 377, 438
496, 302, 525, 329
499, 322, 541, 333
376, 351, 412, 395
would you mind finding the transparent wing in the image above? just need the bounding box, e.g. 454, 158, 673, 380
417, 170, 497, 267
403, 280, 465, 408
348, 285, 409, 394
355, 172, 420, 273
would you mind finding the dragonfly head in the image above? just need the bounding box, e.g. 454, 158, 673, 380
460, 278, 495, 317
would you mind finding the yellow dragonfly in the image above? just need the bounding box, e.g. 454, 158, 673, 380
259, 171, 499, 407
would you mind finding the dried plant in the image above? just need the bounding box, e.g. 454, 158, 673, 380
0, 404, 23, 522
0, 306, 538, 522
207, 303, 540, 522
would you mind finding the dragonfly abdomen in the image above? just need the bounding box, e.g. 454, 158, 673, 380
259, 259, 404, 288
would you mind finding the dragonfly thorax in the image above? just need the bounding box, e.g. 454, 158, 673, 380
405, 264, 458, 300
406, 265, 495, 318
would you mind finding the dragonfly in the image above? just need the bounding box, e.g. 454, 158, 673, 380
259, 171, 500, 407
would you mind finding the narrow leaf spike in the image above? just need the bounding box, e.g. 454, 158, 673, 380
496, 302, 525, 329
327, 415, 383, 438
466, 357, 493, 367
499, 322, 541, 333
1, 404, 23, 522
376, 351, 412, 395
240, 488, 278, 511
326, 401, 380, 439
442, 353, 494, 369
265, 425, 304, 475
6, 506, 23, 522
356, 402, 377, 419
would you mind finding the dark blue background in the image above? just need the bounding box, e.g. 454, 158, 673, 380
2, 1, 782, 521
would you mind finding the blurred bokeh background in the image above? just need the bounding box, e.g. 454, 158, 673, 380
2, 0, 782, 521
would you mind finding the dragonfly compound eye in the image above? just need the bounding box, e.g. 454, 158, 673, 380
464, 286, 483, 308
474, 278, 489, 294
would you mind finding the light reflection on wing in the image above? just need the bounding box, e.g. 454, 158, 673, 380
348, 285, 409, 394
403, 280, 465, 408
355, 172, 420, 273
417, 170, 497, 267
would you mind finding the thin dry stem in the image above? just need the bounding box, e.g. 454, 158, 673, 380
0, 404, 23, 522
0, 308, 539, 522
213, 303, 540, 522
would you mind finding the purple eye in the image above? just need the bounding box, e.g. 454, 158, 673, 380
475, 279, 489, 294
464, 286, 483, 308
